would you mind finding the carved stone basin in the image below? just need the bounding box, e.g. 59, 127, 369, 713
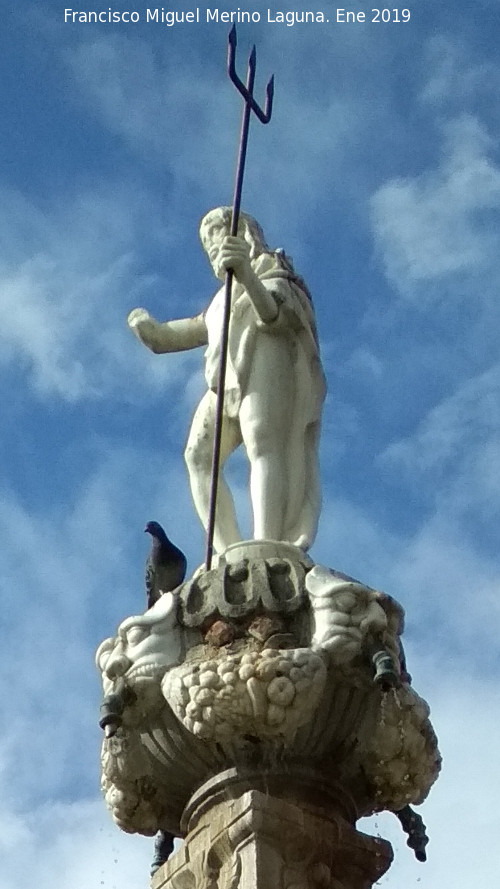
96, 541, 441, 837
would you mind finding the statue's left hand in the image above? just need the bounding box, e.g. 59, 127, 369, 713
216, 236, 253, 284
127, 307, 161, 348
213, 235, 278, 325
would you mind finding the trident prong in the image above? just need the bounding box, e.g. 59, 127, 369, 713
227, 25, 274, 123
205, 28, 275, 571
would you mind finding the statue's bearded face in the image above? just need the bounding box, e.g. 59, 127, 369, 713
200, 207, 265, 280
199, 213, 231, 279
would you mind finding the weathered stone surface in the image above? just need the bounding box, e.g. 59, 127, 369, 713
96, 541, 441, 846
180, 550, 309, 628
152, 769, 393, 889
307, 565, 404, 667
162, 642, 327, 742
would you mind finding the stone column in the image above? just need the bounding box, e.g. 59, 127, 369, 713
152, 768, 393, 889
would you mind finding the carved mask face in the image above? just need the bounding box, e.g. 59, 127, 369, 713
95, 592, 183, 695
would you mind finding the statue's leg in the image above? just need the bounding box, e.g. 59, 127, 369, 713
282, 425, 307, 542
184, 391, 243, 552
239, 338, 295, 541
285, 421, 322, 549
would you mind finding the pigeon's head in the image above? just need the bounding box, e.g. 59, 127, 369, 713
144, 520, 166, 540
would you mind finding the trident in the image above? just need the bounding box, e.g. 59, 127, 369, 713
205, 26, 274, 570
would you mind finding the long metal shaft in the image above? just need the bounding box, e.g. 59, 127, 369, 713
204, 28, 273, 570
204, 53, 256, 571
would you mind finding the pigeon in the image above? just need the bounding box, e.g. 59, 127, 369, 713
144, 520, 187, 609
150, 830, 175, 876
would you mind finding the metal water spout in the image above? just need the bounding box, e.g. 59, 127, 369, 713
99, 678, 136, 738
365, 634, 402, 691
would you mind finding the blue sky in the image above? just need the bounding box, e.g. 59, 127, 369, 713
0, 0, 499, 885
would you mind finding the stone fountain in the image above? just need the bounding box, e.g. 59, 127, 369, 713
96, 204, 440, 887
97, 538, 440, 888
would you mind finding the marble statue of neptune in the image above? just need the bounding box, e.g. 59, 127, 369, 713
128, 208, 326, 553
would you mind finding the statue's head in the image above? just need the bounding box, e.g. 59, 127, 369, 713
199, 207, 271, 274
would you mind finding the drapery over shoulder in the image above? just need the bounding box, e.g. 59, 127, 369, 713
203, 252, 327, 420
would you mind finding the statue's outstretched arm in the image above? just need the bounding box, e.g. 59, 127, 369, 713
127, 308, 208, 354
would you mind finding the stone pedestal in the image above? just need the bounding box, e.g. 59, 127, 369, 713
152, 769, 393, 889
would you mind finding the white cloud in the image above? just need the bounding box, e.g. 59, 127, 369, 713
314, 496, 401, 586
371, 115, 500, 297
381, 363, 500, 476
315, 483, 500, 667
61, 29, 375, 240
421, 35, 500, 110
0, 445, 200, 808
342, 346, 384, 381
388, 518, 500, 657
378, 363, 500, 556
64, 34, 235, 198
0, 185, 198, 401
0, 798, 152, 889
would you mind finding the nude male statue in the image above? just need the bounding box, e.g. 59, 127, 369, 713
128, 207, 326, 554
